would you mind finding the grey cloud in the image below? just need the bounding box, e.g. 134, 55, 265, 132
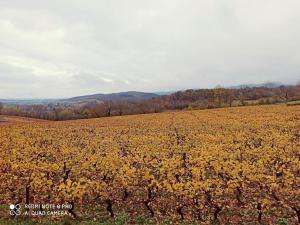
0, 0, 300, 98
72, 73, 114, 87
0, 62, 40, 84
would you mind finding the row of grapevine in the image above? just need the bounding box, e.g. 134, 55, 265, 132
0, 105, 299, 224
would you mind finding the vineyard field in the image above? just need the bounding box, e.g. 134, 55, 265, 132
0, 105, 299, 224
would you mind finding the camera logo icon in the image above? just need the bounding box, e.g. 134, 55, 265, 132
9, 204, 21, 216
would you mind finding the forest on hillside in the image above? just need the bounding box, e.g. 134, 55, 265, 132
1, 85, 300, 121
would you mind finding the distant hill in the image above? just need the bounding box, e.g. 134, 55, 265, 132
0, 98, 59, 105
154, 91, 176, 96
0, 83, 292, 105
64, 91, 158, 104
228, 82, 284, 89
1, 84, 299, 121
1, 91, 158, 105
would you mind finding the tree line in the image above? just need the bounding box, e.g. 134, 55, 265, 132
1, 85, 299, 121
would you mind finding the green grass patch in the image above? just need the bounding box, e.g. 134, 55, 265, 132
287, 100, 300, 106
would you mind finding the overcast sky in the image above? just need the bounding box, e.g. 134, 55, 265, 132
0, 0, 300, 98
